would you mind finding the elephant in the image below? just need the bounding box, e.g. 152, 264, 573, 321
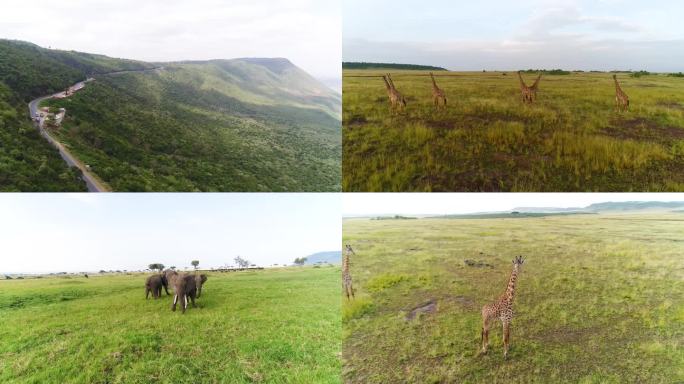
162, 269, 178, 295
145, 274, 165, 299
195, 274, 208, 298
171, 273, 198, 313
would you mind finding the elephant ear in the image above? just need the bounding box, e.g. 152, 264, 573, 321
201, 274, 207, 283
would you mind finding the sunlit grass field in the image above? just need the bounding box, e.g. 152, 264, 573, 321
343, 70, 684, 191
0, 267, 340, 384
342, 213, 684, 383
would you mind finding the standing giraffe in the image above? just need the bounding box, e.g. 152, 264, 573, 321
481, 255, 525, 358
343, 244, 355, 299
529, 73, 542, 101
382, 73, 406, 114
429, 72, 447, 109
517, 72, 533, 104
613, 74, 629, 112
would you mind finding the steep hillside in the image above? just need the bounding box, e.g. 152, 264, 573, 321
1, 40, 341, 191
0, 39, 153, 191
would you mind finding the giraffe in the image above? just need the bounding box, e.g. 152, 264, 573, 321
382, 73, 406, 114
529, 73, 542, 101
429, 72, 447, 109
481, 255, 525, 358
613, 74, 629, 112
517, 72, 533, 104
343, 244, 355, 299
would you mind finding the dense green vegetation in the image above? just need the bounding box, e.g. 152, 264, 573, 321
343, 213, 684, 383
343, 70, 684, 191
0, 39, 153, 191
0, 267, 340, 383
343, 62, 446, 71
44, 60, 341, 191
1, 39, 341, 191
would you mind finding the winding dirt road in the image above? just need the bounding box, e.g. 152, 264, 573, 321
27, 67, 164, 192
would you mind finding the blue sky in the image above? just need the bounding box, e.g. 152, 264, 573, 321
344, 0, 683, 71
0, 194, 341, 274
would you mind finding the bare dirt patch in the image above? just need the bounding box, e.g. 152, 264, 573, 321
405, 300, 437, 320
601, 118, 684, 144
464, 259, 493, 268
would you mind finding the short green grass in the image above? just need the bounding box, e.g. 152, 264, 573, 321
343, 213, 684, 383
343, 70, 684, 191
0, 267, 340, 383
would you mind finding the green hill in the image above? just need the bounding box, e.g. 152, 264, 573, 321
0, 39, 154, 191
0, 40, 341, 191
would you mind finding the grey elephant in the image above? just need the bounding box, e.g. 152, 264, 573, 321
171, 273, 198, 313
162, 269, 178, 295
145, 274, 165, 299
195, 274, 208, 298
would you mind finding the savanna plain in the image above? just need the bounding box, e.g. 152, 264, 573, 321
0, 267, 340, 384
342, 213, 683, 383
343, 70, 684, 191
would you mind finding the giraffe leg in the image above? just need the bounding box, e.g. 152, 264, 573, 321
350, 283, 355, 298
503, 322, 510, 359
481, 319, 490, 354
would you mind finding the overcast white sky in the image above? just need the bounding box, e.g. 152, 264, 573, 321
343, 193, 684, 216
0, 194, 341, 274
344, 0, 684, 71
0, 0, 341, 80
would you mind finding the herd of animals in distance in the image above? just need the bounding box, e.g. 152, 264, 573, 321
378, 71, 631, 114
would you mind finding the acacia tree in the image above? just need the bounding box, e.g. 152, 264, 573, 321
191, 260, 199, 270
148, 263, 164, 273
294, 257, 307, 266
234, 256, 250, 269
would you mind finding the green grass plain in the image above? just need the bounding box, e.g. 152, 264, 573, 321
342, 212, 684, 383
0, 267, 340, 384
343, 70, 684, 191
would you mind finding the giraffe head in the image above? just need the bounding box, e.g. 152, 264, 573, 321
345, 244, 355, 255
512, 255, 524, 271
613, 74, 617, 80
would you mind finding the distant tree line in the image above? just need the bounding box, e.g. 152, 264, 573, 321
343, 62, 447, 71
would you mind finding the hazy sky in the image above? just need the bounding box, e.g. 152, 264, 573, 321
343, 193, 684, 216
343, 0, 683, 71
0, 194, 341, 274
0, 0, 341, 79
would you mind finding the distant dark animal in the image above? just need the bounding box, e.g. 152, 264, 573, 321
84, 274, 88, 278
171, 274, 198, 313
145, 274, 164, 299
195, 274, 208, 298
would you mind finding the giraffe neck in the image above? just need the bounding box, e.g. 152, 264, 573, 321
503, 267, 518, 303
614, 77, 622, 93
517, 72, 527, 88
342, 252, 350, 274
382, 77, 392, 91
430, 74, 438, 89
531, 74, 541, 88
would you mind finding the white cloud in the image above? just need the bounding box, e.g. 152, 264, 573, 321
0, 0, 340, 79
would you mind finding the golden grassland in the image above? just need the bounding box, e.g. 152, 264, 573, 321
343, 70, 684, 191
